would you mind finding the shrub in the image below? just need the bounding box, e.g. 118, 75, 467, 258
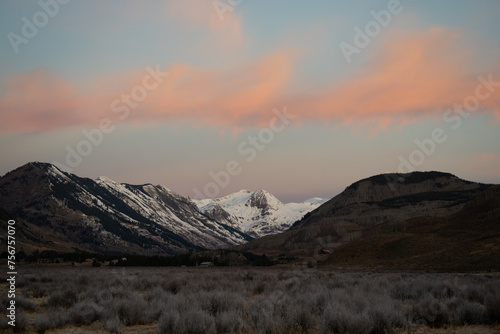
485, 293, 500, 324
321, 303, 371, 334
410, 295, 452, 327
47, 289, 78, 308
11, 310, 28, 333
458, 302, 488, 325
158, 310, 181, 334
114, 294, 147, 326
464, 285, 485, 303
215, 311, 247, 334
287, 305, 316, 333
252, 282, 266, 295
15, 296, 36, 312
12, 267, 500, 333
368, 298, 405, 334
163, 279, 183, 294
247, 298, 278, 333
104, 316, 120, 333
45, 308, 70, 328
183, 309, 217, 334
199, 290, 244, 316
77, 274, 89, 286
0, 315, 9, 331
27, 283, 49, 298
34, 315, 51, 334
40, 276, 53, 283
69, 300, 103, 325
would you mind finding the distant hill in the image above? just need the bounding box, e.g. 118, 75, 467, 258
320, 185, 500, 271
235, 171, 493, 258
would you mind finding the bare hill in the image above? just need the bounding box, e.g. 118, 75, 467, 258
321, 185, 500, 271
235, 172, 492, 258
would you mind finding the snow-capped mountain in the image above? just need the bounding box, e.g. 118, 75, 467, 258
194, 190, 328, 238
0, 162, 251, 255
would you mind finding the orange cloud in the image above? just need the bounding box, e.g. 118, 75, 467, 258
294, 27, 500, 128
0, 51, 295, 133
1, 27, 499, 134
144, 50, 294, 128
0, 69, 80, 133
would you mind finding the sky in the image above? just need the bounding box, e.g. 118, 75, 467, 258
0, 0, 499, 203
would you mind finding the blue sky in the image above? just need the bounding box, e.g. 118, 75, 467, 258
1, 0, 499, 202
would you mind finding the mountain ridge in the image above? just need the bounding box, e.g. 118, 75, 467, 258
194, 189, 328, 238
0, 162, 252, 255
1, 163, 496, 266
319, 185, 500, 271
235, 171, 493, 256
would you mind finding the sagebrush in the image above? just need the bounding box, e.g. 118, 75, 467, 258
1, 267, 499, 333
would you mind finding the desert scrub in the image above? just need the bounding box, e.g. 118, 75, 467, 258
10, 267, 500, 333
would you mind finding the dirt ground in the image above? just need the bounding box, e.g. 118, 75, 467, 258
396, 325, 500, 334
8, 324, 499, 333
3, 317, 499, 334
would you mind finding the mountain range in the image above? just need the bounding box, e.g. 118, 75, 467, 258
0, 162, 322, 255
194, 190, 327, 238
1, 162, 498, 271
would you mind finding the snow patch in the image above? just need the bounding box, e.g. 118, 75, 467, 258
196, 189, 329, 237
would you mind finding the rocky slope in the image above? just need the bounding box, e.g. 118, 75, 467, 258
321, 185, 500, 271
0, 162, 251, 255
194, 190, 327, 238
235, 171, 492, 256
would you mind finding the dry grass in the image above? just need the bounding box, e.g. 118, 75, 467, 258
1, 267, 499, 333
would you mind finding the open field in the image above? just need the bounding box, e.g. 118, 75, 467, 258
1, 266, 500, 333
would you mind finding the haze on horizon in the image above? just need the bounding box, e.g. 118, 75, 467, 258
1, 0, 499, 203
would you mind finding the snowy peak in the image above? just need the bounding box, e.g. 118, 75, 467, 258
96, 176, 116, 184
246, 189, 283, 212
304, 197, 329, 205
195, 189, 328, 238
219, 189, 253, 206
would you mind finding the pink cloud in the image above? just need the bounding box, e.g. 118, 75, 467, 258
294, 27, 500, 128
1, 27, 499, 134
0, 51, 295, 133
0, 69, 80, 133
143, 50, 294, 128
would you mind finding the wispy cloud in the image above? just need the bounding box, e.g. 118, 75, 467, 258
1, 27, 498, 134
0, 69, 79, 133
0, 51, 295, 133
294, 27, 500, 129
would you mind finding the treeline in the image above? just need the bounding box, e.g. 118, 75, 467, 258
1, 249, 273, 267
0, 249, 97, 264
112, 251, 273, 267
